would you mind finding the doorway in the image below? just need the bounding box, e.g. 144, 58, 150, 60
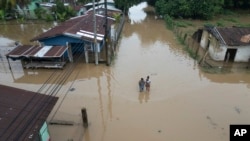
224, 49, 237, 62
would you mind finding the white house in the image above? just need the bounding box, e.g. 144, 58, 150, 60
200, 26, 250, 62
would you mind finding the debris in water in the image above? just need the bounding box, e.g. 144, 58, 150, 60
234, 107, 241, 114
69, 88, 75, 91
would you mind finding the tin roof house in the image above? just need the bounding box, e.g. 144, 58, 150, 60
30, 12, 116, 64
200, 26, 250, 63
5, 11, 118, 69
0, 84, 58, 141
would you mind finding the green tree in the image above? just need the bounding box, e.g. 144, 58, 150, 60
51, 0, 76, 22
224, 0, 250, 9
155, 0, 223, 20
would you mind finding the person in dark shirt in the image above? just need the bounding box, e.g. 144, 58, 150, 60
138, 78, 145, 92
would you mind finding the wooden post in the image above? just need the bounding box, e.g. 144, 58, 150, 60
6, 56, 12, 70
84, 45, 89, 63
67, 42, 73, 62
81, 108, 88, 128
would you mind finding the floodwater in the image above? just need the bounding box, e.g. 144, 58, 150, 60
1, 2, 250, 141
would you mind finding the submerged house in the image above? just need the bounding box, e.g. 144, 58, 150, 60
200, 26, 250, 63
30, 12, 117, 64
5, 5, 123, 69
0, 84, 58, 141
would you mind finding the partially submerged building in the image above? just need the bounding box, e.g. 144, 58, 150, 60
199, 26, 250, 63
30, 12, 116, 64
6, 3, 124, 69
6, 45, 69, 69
6, 8, 124, 68
0, 84, 58, 141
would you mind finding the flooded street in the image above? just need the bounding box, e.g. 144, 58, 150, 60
1, 2, 250, 141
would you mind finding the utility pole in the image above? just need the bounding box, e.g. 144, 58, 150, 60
104, 0, 109, 66
93, 0, 98, 65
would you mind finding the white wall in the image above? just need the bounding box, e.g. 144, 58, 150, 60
200, 31, 208, 49
235, 46, 250, 62
208, 43, 227, 61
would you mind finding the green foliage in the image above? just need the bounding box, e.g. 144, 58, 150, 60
235, 23, 250, 28
224, 17, 238, 23
175, 21, 190, 28
216, 20, 225, 27
34, 7, 47, 19
155, 0, 223, 20
46, 14, 54, 22
184, 45, 198, 59
204, 22, 215, 27
164, 14, 174, 29
113, 13, 121, 23
57, 12, 67, 22
224, 0, 250, 9
0, 10, 4, 20
52, 0, 76, 22
17, 16, 25, 23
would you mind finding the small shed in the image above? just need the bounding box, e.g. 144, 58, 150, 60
0, 84, 58, 141
200, 26, 250, 62
5, 45, 70, 69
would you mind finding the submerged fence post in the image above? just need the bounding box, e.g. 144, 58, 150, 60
81, 108, 88, 128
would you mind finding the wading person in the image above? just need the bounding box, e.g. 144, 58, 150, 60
145, 76, 151, 92
138, 78, 145, 92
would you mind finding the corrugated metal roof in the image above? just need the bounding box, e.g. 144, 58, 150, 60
205, 26, 250, 46
0, 84, 58, 141
30, 12, 116, 42
6, 45, 68, 59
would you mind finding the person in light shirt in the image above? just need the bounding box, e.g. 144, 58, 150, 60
145, 76, 151, 92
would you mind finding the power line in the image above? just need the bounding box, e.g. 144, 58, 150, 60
2, 42, 86, 140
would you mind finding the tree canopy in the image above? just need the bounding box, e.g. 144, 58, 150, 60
155, 0, 224, 19
114, 0, 250, 19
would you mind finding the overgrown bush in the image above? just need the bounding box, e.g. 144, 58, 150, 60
34, 7, 47, 19
164, 14, 174, 29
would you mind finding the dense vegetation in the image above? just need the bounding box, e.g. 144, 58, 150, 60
155, 0, 250, 20
114, 0, 250, 19
0, 0, 78, 21
1, 0, 250, 21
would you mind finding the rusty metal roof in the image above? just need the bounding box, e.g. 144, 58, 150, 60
0, 84, 58, 141
30, 12, 115, 42
205, 26, 250, 46
6, 45, 68, 58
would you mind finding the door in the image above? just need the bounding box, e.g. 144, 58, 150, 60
224, 49, 237, 62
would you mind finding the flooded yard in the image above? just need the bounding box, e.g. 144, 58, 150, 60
1, 2, 250, 141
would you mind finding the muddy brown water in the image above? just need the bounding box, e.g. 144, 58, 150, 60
1, 3, 250, 141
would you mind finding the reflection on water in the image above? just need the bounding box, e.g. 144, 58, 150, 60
128, 2, 148, 24
0, 2, 250, 141
138, 92, 150, 103
0, 21, 55, 45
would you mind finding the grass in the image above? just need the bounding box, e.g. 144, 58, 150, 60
200, 66, 232, 74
